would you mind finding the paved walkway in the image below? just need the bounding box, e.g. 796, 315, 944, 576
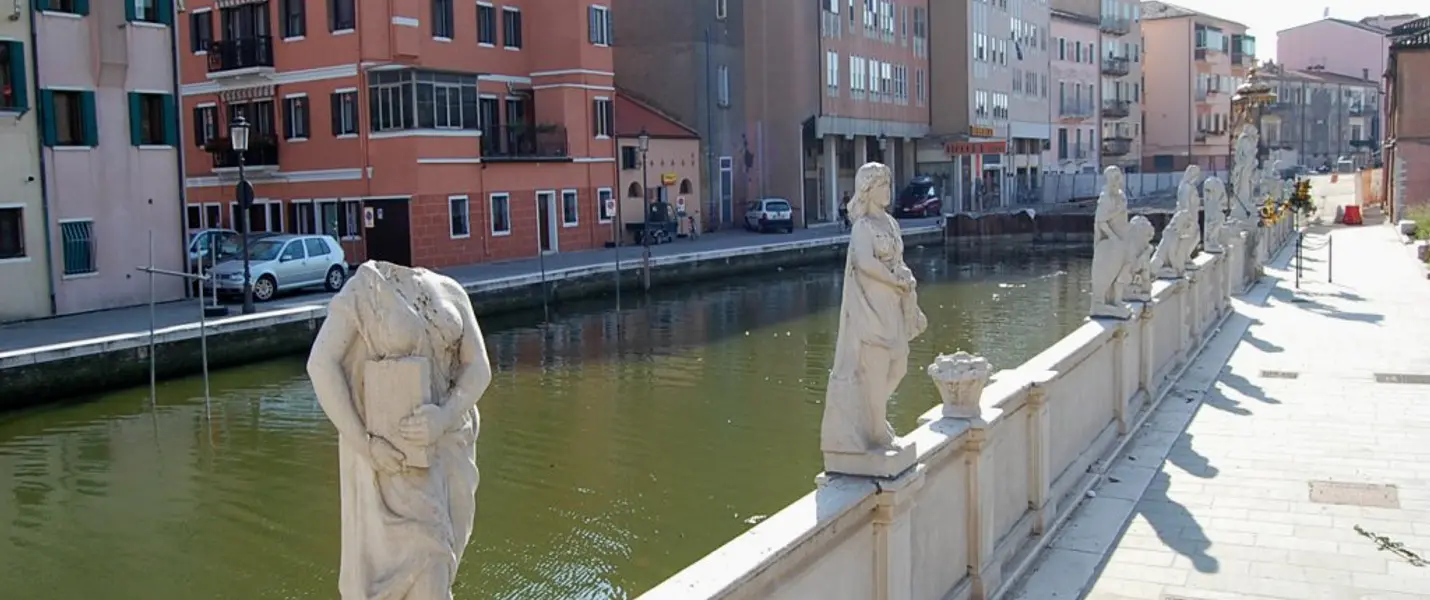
1012, 217, 1430, 599
0, 219, 939, 354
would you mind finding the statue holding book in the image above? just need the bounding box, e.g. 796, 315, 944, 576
308, 261, 494, 600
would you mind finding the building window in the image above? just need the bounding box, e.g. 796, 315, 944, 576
597, 188, 614, 223
37, 0, 86, 14
561, 189, 578, 226
1, 42, 28, 111
331, 90, 358, 136
43, 90, 96, 147
826, 50, 839, 90
477, 3, 496, 45
190, 10, 213, 53
284, 95, 310, 140
501, 7, 522, 49
588, 6, 612, 46
128, 93, 173, 146
716, 0, 727, 19
0, 207, 23, 260
59, 219, 96, 276
329, 0, 355, 31
490, 193, 511, 235
280, 0, 305, 38
367, 69, 481, 132
717, 65, 730, 107
433, 0, 454, 39
592, 97, 612, 137
132, 0, 159, 23
449, 195, 470, 238
288, 201, 317, 234
191, 105, 217, 147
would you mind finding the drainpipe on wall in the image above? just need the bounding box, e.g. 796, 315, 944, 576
169, 0, 190, 292
28, 7, 58, 315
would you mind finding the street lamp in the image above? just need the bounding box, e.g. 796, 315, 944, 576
638, 127, 652, 291
230, 115, 256, 315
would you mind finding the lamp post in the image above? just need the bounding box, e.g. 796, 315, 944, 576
230, 116, 256, 315
638, 127, 652, 291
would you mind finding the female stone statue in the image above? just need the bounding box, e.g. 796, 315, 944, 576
1203, 177, 1228, 252
821, 162, 928, 466
1231, 125, 1260, 220
307, 261, 492, 600
1090, 166, 1134, 319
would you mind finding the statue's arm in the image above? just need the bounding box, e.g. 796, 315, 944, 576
849, 221, 902, 287
441, 285, 493, 431
307, 295, 371, 456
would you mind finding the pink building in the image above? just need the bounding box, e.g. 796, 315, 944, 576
1140, 1, 1251, 171
1276, 17, 1396, 84
33, 1, 185, 314
1048, 9, 1100, 173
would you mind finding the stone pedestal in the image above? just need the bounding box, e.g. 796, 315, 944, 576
824, 444, 918, 479
927, 352, 993, 419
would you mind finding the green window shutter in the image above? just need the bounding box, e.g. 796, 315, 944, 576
124, 0, 135, 21
5, 42, 26, 110
39, 89, 56, 146
161, 94, 177, 146
128, 92, 142, 145
80, 91, 98, 146
156, 0, 171, 25
74, 0, 89, 16
31, 0, 47, 12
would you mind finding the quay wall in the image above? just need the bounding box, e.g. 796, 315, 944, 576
0, 227, 942, 409
637, 217, 1296, 600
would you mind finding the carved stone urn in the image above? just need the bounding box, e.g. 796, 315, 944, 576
927, 352, 993, 419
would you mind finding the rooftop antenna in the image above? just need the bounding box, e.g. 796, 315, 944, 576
1324, 7, 1330, 17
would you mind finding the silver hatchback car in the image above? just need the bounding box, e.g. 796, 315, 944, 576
210, 234, 348, 302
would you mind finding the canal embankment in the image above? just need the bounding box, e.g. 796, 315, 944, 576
0, 223, 943, 408
942, 206, 1212, 249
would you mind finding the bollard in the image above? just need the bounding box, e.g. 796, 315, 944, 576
1295, 232, 1302, 289
1328, 235, 1333, 283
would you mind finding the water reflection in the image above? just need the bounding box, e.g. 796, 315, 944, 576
0, 246, 1090, 600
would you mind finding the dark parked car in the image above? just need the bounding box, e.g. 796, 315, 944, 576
893, 176, 941, 218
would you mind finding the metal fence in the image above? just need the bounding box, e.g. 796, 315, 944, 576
1038, 168, 1231, 206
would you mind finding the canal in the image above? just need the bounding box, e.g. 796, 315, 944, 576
0, 246, 1091, 600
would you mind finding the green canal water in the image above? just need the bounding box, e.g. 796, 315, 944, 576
0, 246, 1091, 600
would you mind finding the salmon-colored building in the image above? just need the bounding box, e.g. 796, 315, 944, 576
178, 0, 618, 267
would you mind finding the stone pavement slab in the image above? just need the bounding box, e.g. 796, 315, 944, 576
1011, 218, 1430, 600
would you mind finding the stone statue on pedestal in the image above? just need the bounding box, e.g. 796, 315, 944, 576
1202, 177, 1229, 253
1178, 166, 1203, 270
307, 261, 493, 600
1230, 125, 1260, 223
821, 162, 927, 478
1152, 169, 1199, 279
1090, 166, 1136, 319
1265, 160, 1286, 203
1123, 216, 1157, 302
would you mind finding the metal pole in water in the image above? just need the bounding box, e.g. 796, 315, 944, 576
198, 251, 212, 410
537, 213, 549, 323
148, 230, 157, 407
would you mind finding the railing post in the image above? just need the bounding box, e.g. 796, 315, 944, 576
964, 420, 1001, 600
1183, 269, 1200, 354
1138, 302, 1156, 398
1111, 326, 1130, 435
1024, 373, 1056, 536
871, 466, 925, 600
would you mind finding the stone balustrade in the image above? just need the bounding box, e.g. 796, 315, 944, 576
639, 226, 1292, 600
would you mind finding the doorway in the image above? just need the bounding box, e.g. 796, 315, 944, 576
364, 198, 412, 266
536, 191, 558, 254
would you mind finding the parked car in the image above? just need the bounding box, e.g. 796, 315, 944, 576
187, 228, 242, 271
743, 198, 795, 233
209, 234, 347, 302
893, 176, 941, 218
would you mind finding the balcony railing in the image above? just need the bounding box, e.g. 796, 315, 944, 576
1231, 52, 1252, 66
481, 124, 570, 160
1348, 104, 1373, 116
1101, 139, 1132, 155
1349, 138, 1376, 149
1101, 56, 1130, 76
1059, 103, 1093, 118
207, 37, 274, 74
1194, 47, 1211, 61
1102, 99, 1131, 118
1100, 17, 1130, 35
210, 137, 281, 169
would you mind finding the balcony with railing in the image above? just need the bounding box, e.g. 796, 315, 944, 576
1101, 139, 1132, 155
1348, 103, 1373, 116
1100, 17, 1130, 35
208, 136, 281, 170
1059, 101, 1093, 118
480, 124, 570, 161
1102, 99, 1131, 118
1101, 56, 1130, 77
207, 37, 275, 75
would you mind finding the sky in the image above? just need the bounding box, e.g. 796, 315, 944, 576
1167, 0, 1425, 60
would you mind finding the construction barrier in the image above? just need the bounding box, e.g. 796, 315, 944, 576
1356, 168, 1384, 208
